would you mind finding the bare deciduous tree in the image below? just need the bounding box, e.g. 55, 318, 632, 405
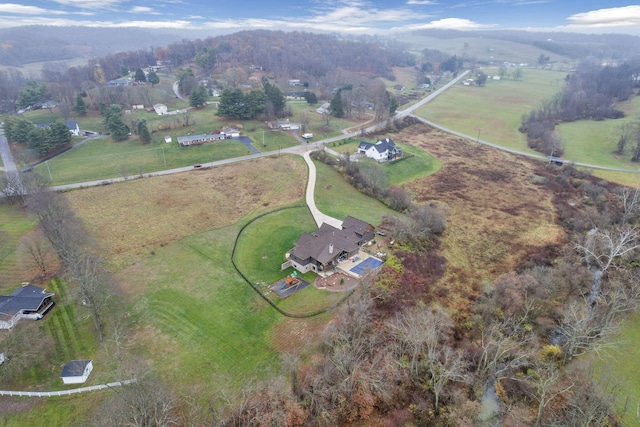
576, 225, 640, 272
388, 303, 453, 376
95, 368, 179, 427
618, 185, 640, 224
428, 346, 469, 412
22, 234, 53, 279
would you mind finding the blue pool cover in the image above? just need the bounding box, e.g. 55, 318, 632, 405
350, 257, 384, 276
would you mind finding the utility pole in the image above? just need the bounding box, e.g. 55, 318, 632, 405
161, 146, 166, 167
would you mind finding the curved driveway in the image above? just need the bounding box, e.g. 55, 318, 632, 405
302, 151, 342, 228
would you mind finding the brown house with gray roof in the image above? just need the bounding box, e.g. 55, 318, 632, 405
285, 216, 375, 274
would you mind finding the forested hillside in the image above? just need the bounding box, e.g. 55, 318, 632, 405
0, 26, 185, 67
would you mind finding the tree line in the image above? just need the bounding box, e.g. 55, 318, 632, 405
3, 117, 72, 156
520, 60, 639, 155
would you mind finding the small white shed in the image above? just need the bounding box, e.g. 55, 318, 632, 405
61, 359, 93, 384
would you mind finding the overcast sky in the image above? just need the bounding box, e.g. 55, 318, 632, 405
0, 0, 639, 35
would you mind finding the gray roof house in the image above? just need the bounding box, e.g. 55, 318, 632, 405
357, 137, 401, 162
0, 285, 55, 330
61, 359, 93, 384
285, 216, 375, 274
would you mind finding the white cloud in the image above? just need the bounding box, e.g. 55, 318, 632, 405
51, 0, 124, 9
401, 17, 497, 31
111, 20, 193, 29
565, 5, 640, 28
129, 6, 161, 15
406, 0, 437, 4
0, 3, 63, 15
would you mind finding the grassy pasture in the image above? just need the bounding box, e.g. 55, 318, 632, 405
34, 136, 253, 185
402, 35, 574, 67
0, 204, 38, 287
415, 68, 567, 152
65, 154, 308, 268
556, 95, 640, 185
596, 313, 640, 426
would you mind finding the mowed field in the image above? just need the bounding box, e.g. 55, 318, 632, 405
415, 68, 567, 152
415, 67, 640, 186
65, 154, 308, 269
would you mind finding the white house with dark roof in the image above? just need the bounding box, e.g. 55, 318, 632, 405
357, 137, 401, 162
0, 284, 55, 330
284, 216, 375, 274
65, 121, 80, 136
61, 359, 93, 384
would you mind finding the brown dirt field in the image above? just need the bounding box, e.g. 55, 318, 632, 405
397, 122, 564, 314
65, 155, 307, 269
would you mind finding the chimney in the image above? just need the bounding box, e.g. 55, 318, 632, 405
329, 243, 334, 254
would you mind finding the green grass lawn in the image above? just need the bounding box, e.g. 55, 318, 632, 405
313, 160, 398, 225
232, 205, 348, 315
287, 101, 368, 138
33, 136, 254, 185
323, 142, 441, 186
0, 204, 37, 287
558, 95, 640, 172
401, 36, 574, 68
0, 395, 97, 427
415, 68, 567, 152
599, 313, 640, 426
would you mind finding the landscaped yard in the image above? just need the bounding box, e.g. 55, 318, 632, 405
232, 205, 348, 316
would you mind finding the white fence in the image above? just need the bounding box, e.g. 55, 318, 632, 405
0, 379, 136, 397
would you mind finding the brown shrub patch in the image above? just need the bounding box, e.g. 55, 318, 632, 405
391, 122, 564, 316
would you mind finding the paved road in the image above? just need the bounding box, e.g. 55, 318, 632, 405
0, 126, 17, 174
30, 68, 640, 193
409, 114, 640, 174
173, 81, 188, 101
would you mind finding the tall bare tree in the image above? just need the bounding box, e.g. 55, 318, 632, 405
576, 225, 640, 272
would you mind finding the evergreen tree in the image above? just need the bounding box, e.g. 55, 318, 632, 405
217, 88, 265, 119
102, 104, 129, 141
330, 89, 344, 118
16, 80, 47, 109
189, 85, 208, 108
263, 80, 286, 118
147, 70, 160, 86
303, 91, 318, 105
134, 68, 147, 83
49, 121, 72, 148
5, 118, 34, 144
136, 120, 152, 144
74, 94, 87, 116
389, 94, 398, 115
